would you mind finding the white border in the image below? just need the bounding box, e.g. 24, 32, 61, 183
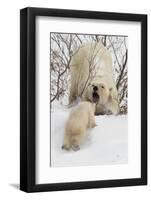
36, 16, 141, 184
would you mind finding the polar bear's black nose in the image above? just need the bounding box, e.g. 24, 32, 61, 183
93, 86, 98, 91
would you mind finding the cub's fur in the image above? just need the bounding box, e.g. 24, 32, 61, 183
62, 101, 96, 151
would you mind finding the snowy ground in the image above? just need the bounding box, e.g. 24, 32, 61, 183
51, 101, 128, 167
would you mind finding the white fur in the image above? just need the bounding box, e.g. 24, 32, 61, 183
69, 42, 119, 115
62, 101, 96, 151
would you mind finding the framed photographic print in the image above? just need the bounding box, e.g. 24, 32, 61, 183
20, 7, 147, 192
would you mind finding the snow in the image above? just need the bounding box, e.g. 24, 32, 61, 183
51, 101, 128, 167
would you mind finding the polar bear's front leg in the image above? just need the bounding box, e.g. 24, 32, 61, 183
106, 99, 120, 115
69, 79, 78, 104
106, 88, 120, 115
69, 90, 77, 104
103, 86, 119, 115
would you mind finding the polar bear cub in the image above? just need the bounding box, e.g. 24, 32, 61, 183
62, 101, 96, 151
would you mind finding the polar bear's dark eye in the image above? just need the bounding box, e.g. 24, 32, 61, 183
101, 85, 104, 89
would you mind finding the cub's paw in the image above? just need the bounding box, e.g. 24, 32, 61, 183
61, 144, 71, 151
92, 123, 97, 128
72, 144, 80, 151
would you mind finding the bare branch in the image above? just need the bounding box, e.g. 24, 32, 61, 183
116, 49, 128, 90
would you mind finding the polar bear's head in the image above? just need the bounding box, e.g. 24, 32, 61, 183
84, 78, 119, 115
86, 82, 110, 105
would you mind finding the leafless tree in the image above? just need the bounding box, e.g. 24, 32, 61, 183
107, 36, 128, 114
50, 33, 74, 103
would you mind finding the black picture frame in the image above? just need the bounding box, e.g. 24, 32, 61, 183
20, 7, 147, 193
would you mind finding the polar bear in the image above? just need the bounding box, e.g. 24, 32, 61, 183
62, 101, 96, 151
69, 42, 119, 115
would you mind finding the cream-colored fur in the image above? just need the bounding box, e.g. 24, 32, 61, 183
62, 101, 96, 151
69, 42, 119, 115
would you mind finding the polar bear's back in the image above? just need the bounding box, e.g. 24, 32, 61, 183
70, 42, 112, 75
69, 42, 114, 97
